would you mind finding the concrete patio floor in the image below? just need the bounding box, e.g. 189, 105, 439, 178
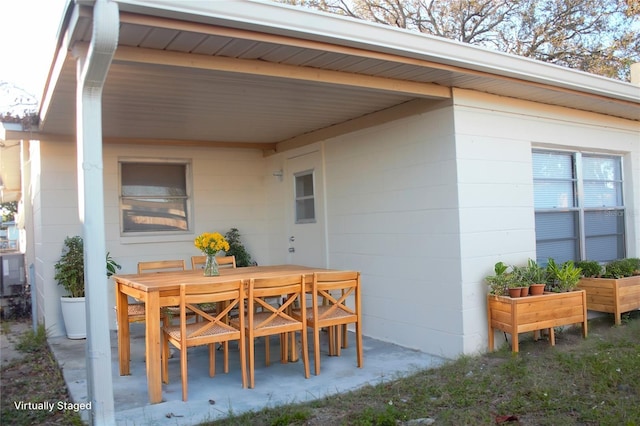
48, 323, 446, 425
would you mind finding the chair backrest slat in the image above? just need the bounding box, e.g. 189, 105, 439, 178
191, 255, 236, 270
138, 260, 186, 274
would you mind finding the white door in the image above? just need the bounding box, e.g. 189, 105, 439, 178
285, 150, 327, 267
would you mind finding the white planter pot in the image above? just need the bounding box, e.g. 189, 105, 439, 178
60, 296, 86, 339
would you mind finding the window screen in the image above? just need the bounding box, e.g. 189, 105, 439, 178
120, 162, 190, 233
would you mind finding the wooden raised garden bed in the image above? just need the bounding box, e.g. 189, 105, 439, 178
487, 290, 587, 353
577, 276, 640, 325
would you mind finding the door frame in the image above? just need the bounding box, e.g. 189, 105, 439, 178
284, 146, 328, 267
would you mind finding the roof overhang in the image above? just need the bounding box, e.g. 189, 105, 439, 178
9, 0, 640, 154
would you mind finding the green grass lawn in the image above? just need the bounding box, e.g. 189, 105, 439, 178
2, 311, 639, 426
207, 311, 640, 425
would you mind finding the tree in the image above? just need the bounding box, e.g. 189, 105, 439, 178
1, 202, 18, 223
0, 81, 39, 122
277, 0, 640, 81
0, 111, 39, 129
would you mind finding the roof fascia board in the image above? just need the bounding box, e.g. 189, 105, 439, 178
111, 0, 640, 104
40, 4, 93, 126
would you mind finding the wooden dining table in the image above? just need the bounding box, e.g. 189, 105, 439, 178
112, 264, 335, 404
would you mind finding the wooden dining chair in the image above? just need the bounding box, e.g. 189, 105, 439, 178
191, 256, 237, 320
191, 255, 236, 270
242, 274, 310, 388
122, 260, 187, 325
293, 271, 363, 376
161, 279, 247, 401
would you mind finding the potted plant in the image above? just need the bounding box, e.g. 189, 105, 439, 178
507, 275, 525, 298
576, 258, 640, 325
55, 236, 121, 339
547, 260, 582, 293
224, 228, 255, 267
486, 257, 588, 352
514, 259, 547, 295
485, 261, 510, 296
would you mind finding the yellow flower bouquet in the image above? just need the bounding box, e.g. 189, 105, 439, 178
194, 232, 230, 276
194, 232, 230, 255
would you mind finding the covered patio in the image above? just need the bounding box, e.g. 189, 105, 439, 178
49, 324, 445, 425
5, 1, 638, 425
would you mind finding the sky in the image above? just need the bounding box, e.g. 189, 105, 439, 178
1, 0, 69, 99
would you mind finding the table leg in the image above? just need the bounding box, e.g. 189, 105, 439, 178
288, 331, 297, 363
116, 283, 131, 376
145, 292, 162, 404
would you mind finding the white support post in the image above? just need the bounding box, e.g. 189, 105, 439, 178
74, 0, 119, 424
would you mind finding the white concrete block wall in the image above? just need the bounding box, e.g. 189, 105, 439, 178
33, 140, 82, 337
453, 88, 640, 354
323, 103, 465, 357
37, 141, 270, 336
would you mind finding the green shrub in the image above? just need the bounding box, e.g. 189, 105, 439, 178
575, 260, 602, 278
626, 258, 640, 274
54, 236, 122, 298
603, 258, 639, 278
546, 259, 581, 292
54, 236, 85, 297
224, 228, 255, 267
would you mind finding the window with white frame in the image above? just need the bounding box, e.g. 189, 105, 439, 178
119, 160, 191, 233
533, 150, 625, 264
294, 170, 316, 223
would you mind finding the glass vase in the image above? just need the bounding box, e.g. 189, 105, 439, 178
204, 254, 219, 276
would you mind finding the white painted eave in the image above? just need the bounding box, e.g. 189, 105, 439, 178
109, 0, 639, 104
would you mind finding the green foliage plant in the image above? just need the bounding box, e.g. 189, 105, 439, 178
547, 260, 582, 292
106, 252, 121, 277
514, 259, 547, 285
575, 260, 603, 278
224, 228, 255, 267
54, 236, 85, 297
506, 273, 524, 289
54, 236, 122, 298
603, 258, 640, 278
485, 261, 511, 296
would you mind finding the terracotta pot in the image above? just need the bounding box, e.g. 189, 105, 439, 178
521, 286, 530, 297
529, 283, 546, 296
508, 288, 522, 298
